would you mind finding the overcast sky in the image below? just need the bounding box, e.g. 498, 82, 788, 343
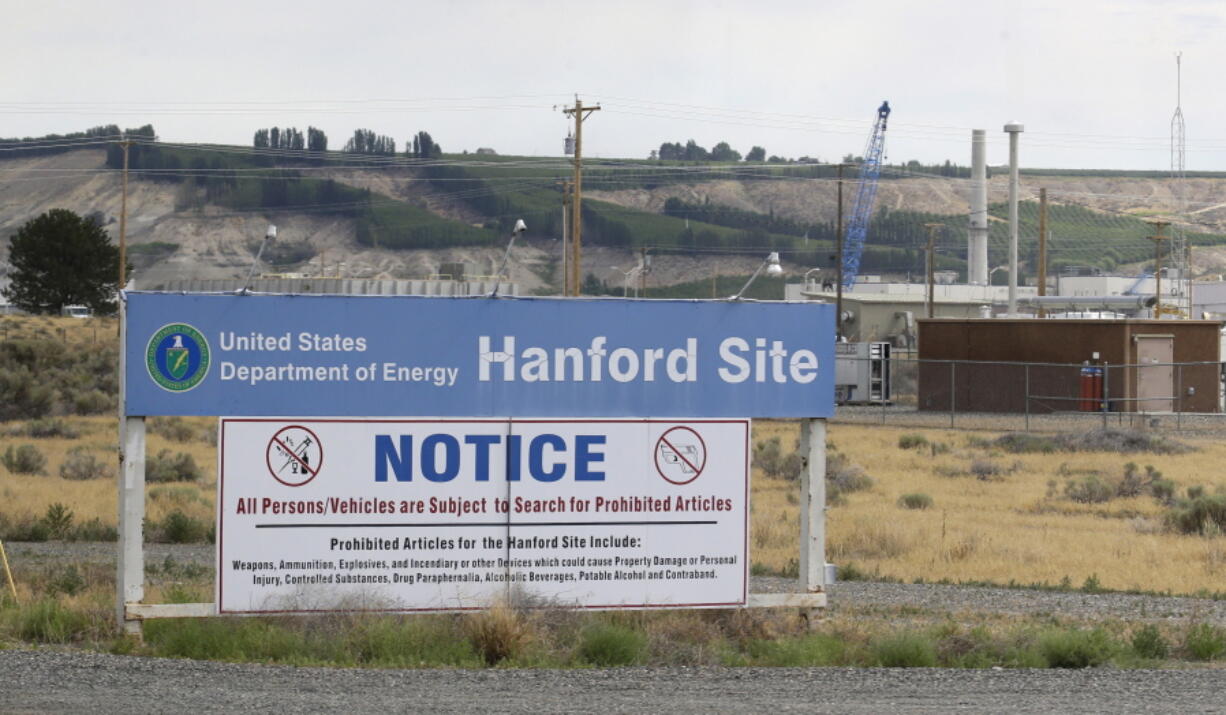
3, 0, 1223, 170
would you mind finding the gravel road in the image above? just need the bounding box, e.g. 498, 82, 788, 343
3, 649, 1224, 714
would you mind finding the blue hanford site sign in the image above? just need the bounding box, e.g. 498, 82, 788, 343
125, 292, 834, 418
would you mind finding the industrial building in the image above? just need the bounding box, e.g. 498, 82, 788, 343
917, 318, 1221, 414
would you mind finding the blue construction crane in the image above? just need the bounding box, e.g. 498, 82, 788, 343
841, 100, 890, 288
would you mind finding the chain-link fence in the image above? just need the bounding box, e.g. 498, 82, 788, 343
836, 355, 1226, 434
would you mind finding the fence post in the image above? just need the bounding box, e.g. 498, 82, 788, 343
1102, 361, 1109, 430
1024, 363, 1030, 431
949, 361, 955, 428
1177, 363, 1183, 432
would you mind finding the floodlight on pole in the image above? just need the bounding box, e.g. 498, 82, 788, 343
490, 219, 526, 297
730, 252, 783, 300
238, 224, 277, 295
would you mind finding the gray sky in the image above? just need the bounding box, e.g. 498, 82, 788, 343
3, 0, 1223, 170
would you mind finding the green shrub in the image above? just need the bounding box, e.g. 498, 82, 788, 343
21, 417, 79, 439
146, 450, 203, 483
897, 434, 929, 450
994, 433, 1059, 454
578, 623, 647, 666
2, 444, 47, 474
42, 503, 74, 539
16, 599, 93, 643
149, 417, 199, 443
153, 510, 209, 543
995, 430, 1189, 455
68, 518, 118, 542
870, 633, 938, 668
897, 493, 933, 510
744, 633, 846, 666
0, 514, 50, 542
46, 565, 86, 597
59, 447, 113, 481
1080, 573, 1103, 594
1164, 494, 1226, 536
1183, 623, 1226, 661
1130, 625, 1169, 660
71, 389, 113, 415
1064, 475, 1114, 504
1150, 479, 1177, 505
1038, 628, 1115, 668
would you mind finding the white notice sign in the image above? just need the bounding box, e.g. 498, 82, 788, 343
217, 418, 749, 613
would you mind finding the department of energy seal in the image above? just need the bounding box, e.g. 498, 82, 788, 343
146, 323, 210, 392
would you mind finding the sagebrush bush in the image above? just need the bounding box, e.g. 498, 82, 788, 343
149, 417, 199, 443
827, 451, 873, 504
146, 450, 203, 483
20, 417, 79, 439
897, 493, 933, 510
995, 430, 1189, 455
2, 444, 47, 474
59, 447, 113, 481
1164, 494, 1226, 536
753, 437, 803, 480
1064, 475, 1115, 504
897, 434, 929, 450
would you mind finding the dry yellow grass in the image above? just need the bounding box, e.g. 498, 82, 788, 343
4, 411, 1226, 596
0, 415, 215, 529
0, 314, 116, 346
750, 421, 1226, 595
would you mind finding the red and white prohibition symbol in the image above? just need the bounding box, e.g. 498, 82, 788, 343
654, 426, 707, 485
266, 425, 323, 487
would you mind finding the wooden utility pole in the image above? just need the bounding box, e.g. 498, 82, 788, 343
562, 98, 600, 296
924, 223, 943, 319
1038, 188, 1048, 318
835, 164, 844, 339
118, 139, 131, 291
1147, 220, 1170, 318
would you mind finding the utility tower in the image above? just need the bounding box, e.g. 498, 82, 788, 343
1170, 52, 1188, 314
562, 97, 600, 296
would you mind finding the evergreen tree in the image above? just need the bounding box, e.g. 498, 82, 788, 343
3, 209, 129, 315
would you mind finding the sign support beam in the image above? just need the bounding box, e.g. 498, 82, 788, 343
799, 418, 828, 625
117, 416, 145, 637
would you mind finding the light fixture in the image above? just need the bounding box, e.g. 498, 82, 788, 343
730, 252, 782, 300
490, 219, 527, 297
238, 224, 277, 295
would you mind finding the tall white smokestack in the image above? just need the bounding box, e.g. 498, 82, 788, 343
968, 130, 989, 285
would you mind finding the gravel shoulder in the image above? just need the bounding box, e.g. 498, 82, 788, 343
2, 649, 1225, 714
